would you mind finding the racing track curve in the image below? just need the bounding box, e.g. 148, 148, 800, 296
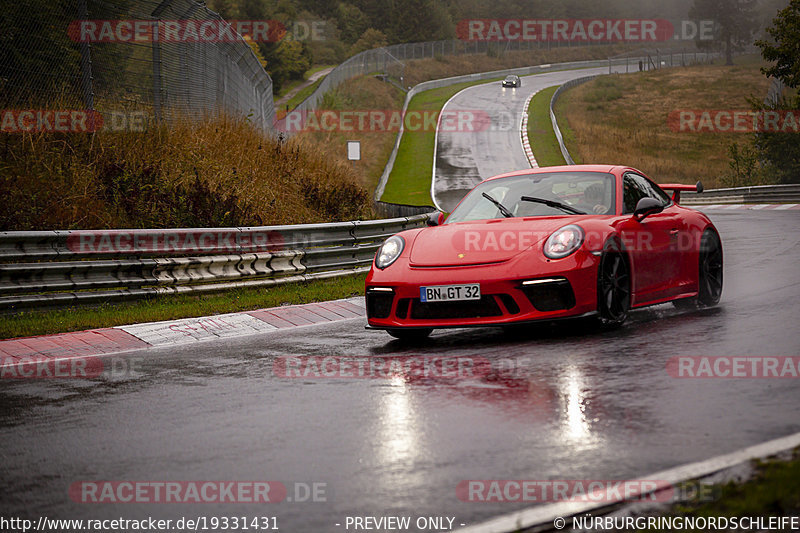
433, 65, 628, 212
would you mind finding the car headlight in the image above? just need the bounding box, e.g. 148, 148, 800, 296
375, 235, 405, 269
543, 225, 584, 259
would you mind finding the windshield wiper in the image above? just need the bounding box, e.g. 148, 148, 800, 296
520, 196, 586, 215
482, 192, 513, 218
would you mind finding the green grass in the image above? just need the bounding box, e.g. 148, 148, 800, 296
306, 64, 334, 77
553, 91, 583, 165
275, 77, 305, 99
380, 77, 504, 206
526, 85, 566, 167
285, 77, 325, 111
647, 451, 800, 529
1, 273, 367, 340
275, 65, 334, 99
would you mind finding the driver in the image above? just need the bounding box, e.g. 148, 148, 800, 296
583, 183, 610, 214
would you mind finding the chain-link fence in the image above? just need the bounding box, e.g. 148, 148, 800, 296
1, 0, 275, 132
290, 38, 611, 117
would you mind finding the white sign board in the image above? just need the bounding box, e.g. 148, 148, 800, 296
347, 140, 361, 161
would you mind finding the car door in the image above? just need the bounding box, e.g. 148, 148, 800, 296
618, 172, 682, 304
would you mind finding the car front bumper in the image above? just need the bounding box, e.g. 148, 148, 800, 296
365, 252, 600, 329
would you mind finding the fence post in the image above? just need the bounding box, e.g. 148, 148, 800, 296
152, 22, 162, 123
77, 0, 94, 111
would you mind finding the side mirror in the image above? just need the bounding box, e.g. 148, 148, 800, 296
426, 211, 446, 227
633, 198, 664, 221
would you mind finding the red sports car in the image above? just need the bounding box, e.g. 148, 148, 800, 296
366, 165, 723, 340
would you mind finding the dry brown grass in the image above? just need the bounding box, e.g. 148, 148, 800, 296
293, 76, 403, 193
1, 114, 372, 230
558, 56, 771, 187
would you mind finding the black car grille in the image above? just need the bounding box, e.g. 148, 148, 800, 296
366, 291, 394, 319
520, 279, 576, 312
410, 295, 503, 319
395, 298, 411, 319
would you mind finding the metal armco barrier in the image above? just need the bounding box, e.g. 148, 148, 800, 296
374, 201, 435, 218
0, 215, 428, 311
550, 75, 600, 165
680, 184, 800, 205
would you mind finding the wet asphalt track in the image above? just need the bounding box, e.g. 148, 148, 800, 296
2, 209, 799, 531
433, 66, 630, 212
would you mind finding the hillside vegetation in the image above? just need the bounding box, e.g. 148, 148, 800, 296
557, 56, 772, 187
1, 116, 371, 230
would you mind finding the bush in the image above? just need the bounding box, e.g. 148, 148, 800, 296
0, 115, 373, 230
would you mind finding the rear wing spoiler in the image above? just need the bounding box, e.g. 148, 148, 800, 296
658, 181, 704, 203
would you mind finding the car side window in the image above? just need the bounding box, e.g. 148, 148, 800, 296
622, 173, 671, 214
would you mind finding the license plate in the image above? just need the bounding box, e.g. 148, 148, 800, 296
420, 284, 480, 303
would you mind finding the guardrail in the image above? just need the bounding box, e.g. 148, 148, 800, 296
0, 215, 429, 311
550, 75, 600, 165
680, 184, 800, 205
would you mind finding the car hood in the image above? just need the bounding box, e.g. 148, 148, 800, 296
408, 218, 573, 267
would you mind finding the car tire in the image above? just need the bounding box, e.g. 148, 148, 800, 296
673, 229, 723, 309
387, 328, 433, 341
597, 239, 630, 327
697, 229, 723, 306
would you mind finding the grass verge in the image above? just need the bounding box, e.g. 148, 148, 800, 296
294, 76, 404, 193
555, 55, 771, 187
0, 273, 367, 340
526, 85, 565, 167
380, 77, 503, 206
285, 77, 324, 111
648, 450, 800, 528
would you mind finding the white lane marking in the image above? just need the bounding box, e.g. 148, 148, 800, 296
431, 84, 480, 212
520, 89, 540, 168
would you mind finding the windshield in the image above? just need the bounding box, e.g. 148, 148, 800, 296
445, 172, 616, 223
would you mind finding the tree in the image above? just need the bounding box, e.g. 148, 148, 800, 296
389, 0, 454, 43
689, 0, 758, 65
751, 0, 800, 184
756, 0, 800, 88
350, 28, 389, 55
335, 3, 370, 44
267, 38, 312, 90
